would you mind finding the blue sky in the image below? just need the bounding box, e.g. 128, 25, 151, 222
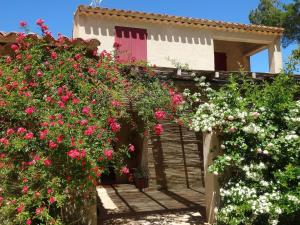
0, 0, 297, 72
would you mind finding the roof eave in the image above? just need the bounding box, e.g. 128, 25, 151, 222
75, 5, 284, 36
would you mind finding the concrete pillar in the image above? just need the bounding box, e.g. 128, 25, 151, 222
203, 132, 220, 224
268, 38, 283, 73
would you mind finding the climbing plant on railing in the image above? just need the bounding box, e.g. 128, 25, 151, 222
183, 73, 300, 225
0, 21, 183, 225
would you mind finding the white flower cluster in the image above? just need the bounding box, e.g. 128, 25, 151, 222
194, 76, 212, 92
187, 75, 300, 225
220, 182, 257, 201
237, 111, 248, 121
191, 102, 225, 132
219, 205, 236, 216
269, 219, 279, 225
242, 163, 266, 181
183, 89, 202, 103
249, 191, 281, 216
243, 123, 262, 134
287, 194, 300, 204
285, 131, 299, 141
284, 101, 300, 127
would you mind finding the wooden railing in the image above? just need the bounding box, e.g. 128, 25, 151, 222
149, 67, 300, 82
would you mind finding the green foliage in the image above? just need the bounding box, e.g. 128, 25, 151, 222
185, 73, 300, 225
249, 0, 284, 28
249, 0, 300, 47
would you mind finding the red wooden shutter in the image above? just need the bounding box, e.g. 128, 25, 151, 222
115, 26, 147, 63
115, 26, 132, 63
130, 28, 147, 62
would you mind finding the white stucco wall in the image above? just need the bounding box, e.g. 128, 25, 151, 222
73, 13, 283, 72
74, 15, 215, 70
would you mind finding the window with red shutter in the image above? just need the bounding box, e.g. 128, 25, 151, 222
115, 26, 147, 63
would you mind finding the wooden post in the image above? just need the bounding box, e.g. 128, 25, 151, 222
140, 134, 149, 175
203, 131, 220, 224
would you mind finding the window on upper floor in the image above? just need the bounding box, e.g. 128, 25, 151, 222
114, 26, 147, 63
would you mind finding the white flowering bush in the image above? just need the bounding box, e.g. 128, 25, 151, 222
184, 74, 300, 225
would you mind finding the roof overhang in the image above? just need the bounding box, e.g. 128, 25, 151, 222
75, 5, 284, 36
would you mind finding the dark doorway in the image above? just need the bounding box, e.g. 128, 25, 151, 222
101, 165, 116, 184
214, 52, 227, 71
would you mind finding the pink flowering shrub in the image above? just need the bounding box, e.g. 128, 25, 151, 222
153, 124, 164, 136
0, 21, 184, 224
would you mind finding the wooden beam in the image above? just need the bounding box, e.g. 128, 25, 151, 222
243, 45, 268, 57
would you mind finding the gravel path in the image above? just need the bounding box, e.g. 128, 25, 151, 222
102, 210, 205, 225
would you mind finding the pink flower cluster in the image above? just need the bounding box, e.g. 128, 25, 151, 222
36, 19, 51, 36
24, 106, 35, 115
35, 206, 44, 215
19, 21, 27, 27
0, 138, 9, 146
84, 125, 97, 136
153, 124, 164, 136
120, 166, 129, 174
67, 149, 86, 160
104, 149, 113, 160
169, 89, 183, 106
82, 106, 91, 115
49, 140, 58, 149
43, 158, 52, 166
24, 132, 34, 140
49, 196, 56, 204
39, 129, 48, 140
108, 118, 121, 133
128, 144, 135, 152
154, 110, 167, 120
111, 100, 121, 107
18, 127, 27, 133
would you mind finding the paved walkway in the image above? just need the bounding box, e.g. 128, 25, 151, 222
97, 184, 206, 225
102, 210, 204, 225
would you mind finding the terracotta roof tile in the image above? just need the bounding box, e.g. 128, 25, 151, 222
76, 5, 284, 35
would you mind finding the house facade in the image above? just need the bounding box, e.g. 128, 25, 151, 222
73, 5, 284, 73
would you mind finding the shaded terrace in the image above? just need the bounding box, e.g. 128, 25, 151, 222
97, 184, 206, 224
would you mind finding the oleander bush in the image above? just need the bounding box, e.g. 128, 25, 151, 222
0, 21, 183, 225
183, 73, 300, 225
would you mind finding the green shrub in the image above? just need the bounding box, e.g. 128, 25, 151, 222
184, 74, 300, 225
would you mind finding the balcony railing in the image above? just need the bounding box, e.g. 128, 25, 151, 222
148, 67, 300, 81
